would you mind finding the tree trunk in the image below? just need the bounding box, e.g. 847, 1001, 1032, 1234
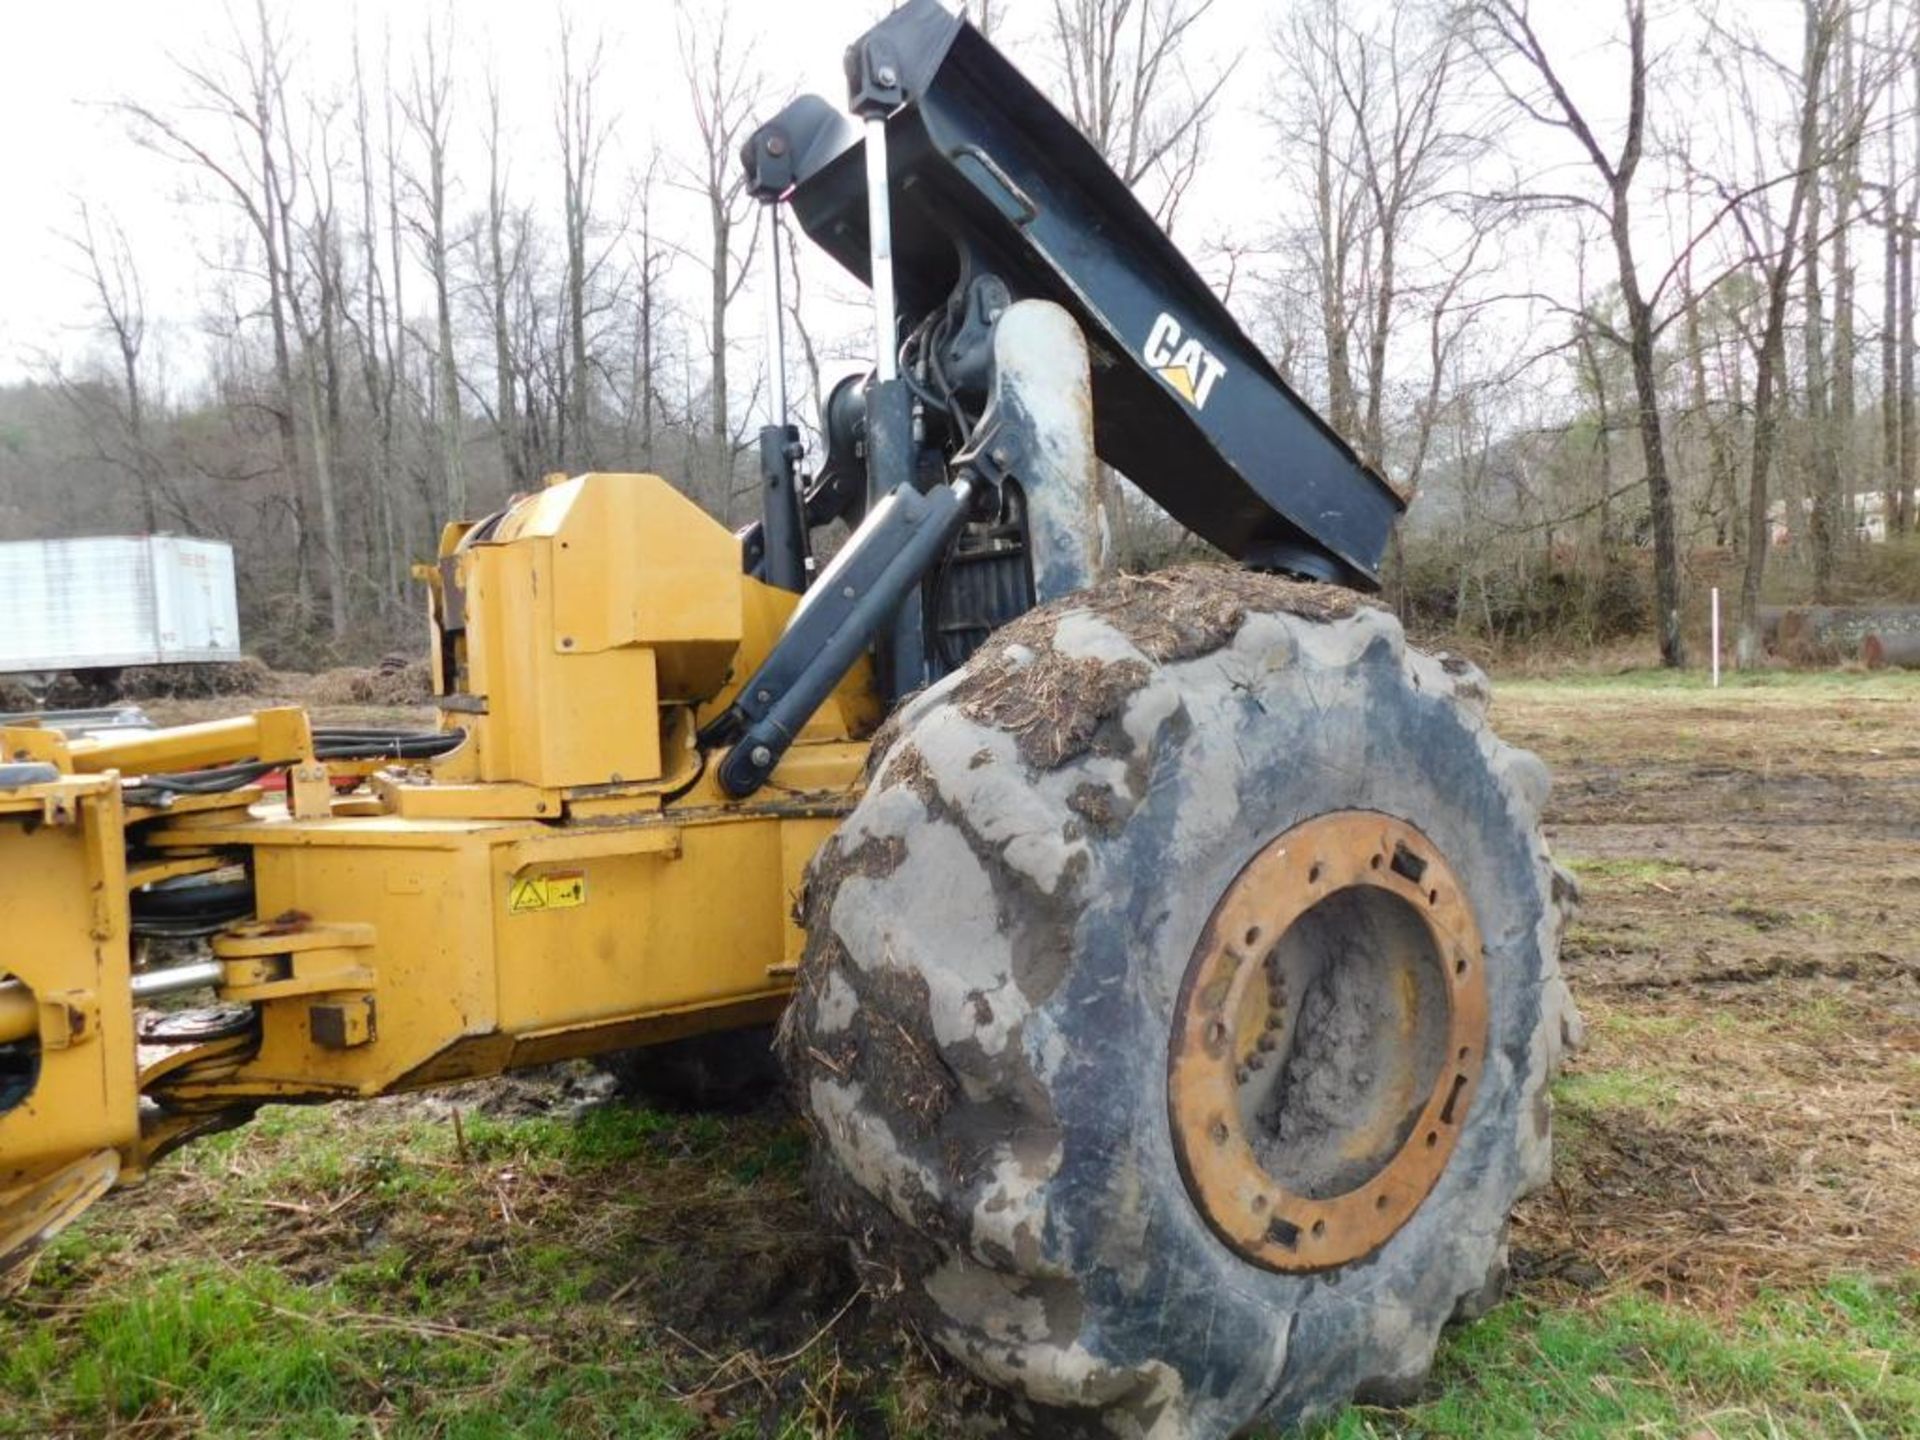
1900, 196, 1915, 535
120, 343, 156, 534
256, 74, 308, 613
431, 167, 464, 519
385, 70, 412, 579
1831, 9, 1858, 548
1737, 0, 1829, 667
277, 147, 349, 644
1314, 133, 1356, 439
1884, 188, 1900, 537
488, 86, 525, 494
558, 23, 601, 474
710, 199, 729, 446
640, 225, 656, 463
1805, 141, 1838, 600
1618, 250, 1684, 666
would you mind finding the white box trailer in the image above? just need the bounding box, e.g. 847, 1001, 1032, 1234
0, 536, 241, 674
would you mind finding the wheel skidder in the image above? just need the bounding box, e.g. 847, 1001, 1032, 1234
0, 4, 1580, 1436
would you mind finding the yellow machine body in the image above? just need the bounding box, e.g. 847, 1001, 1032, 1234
0, 473, 880, 1270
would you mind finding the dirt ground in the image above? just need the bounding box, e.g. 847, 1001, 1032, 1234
2, 669, 1916, 1437
1497, 674, 1920, 1305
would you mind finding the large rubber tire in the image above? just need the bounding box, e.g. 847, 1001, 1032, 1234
779, 567, 1581, 1437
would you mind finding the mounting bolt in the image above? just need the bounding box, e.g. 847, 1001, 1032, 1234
749, 745, 773, 769
876, 64, 898, 88
990, 446, 1011, 468
755, 688, 772, 704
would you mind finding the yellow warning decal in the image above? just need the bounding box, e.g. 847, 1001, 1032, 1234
509, 870, 586, 914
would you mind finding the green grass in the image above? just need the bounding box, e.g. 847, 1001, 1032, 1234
1553, 1065, 1681, 1118
1, 1082, 1914, 1440
16, 1257, 1907, 1438
0, 1100, 794, 1438
0, 1097, 846, 1438
0, 1259, 711, 1438
1564, 856, 1695, 883
1301, 1277, 1920, 1439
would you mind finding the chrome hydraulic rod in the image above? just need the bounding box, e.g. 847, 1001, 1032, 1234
764, 203, 788, 423
130, 960, 226, 999
863, 116, 898, 382
0, 962, 231, 1042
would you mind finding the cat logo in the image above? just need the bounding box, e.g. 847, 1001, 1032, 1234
1143, 311, 1227, 410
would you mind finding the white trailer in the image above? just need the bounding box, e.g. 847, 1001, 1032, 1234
0, 536, 242, 675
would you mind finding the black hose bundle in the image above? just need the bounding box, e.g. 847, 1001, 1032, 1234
130, 873, 255, 937
312, 728, 467, 762
123, 728, 466, 806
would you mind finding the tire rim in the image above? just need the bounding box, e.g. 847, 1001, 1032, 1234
1168, 812, 1488, 1272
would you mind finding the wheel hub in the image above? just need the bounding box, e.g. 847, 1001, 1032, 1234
1168, 812, 1488, 1272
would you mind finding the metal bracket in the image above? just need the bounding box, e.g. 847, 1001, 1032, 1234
213, 919, 376, 1004
34, 990, 98, 1051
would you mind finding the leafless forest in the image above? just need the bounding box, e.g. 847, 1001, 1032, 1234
5, 0, 1918, 667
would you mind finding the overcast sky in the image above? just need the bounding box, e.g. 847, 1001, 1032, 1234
0, 0, 1812, 406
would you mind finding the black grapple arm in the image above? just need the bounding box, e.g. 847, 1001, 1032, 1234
764, 0, 1404, 589
708, 0, 1405, 798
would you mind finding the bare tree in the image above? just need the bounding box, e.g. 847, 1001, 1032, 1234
66, 204, 158, 533
1801, 1, 1882, 598
617, 152, 673, 467
118, 0, 316, 612
349, 27, 404, 606
1270, 2, 1365, 438
969, 0, 1006, 39
1472, 0, 1687, 666
478, 73, 528, 493
1804, 55, 1838, 598
676, 2, 764, 471
1718, 1, 1840, 664
382, 24, 416, 566
402, 14, 465, 520
280, 88, 351, 641
1272, 1, 1474, 469
557, 16, 616, 471
1828, 9, 1862, 555
1903, 19, 1918, 537
1044, 0, 1232, 230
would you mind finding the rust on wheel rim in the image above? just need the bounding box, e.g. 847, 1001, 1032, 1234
1168, 811, 1488, 1272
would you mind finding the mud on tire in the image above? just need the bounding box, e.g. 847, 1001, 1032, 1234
779, 566, 1582, 1438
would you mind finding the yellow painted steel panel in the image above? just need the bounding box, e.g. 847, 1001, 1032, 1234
0, 780, 137, 1197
